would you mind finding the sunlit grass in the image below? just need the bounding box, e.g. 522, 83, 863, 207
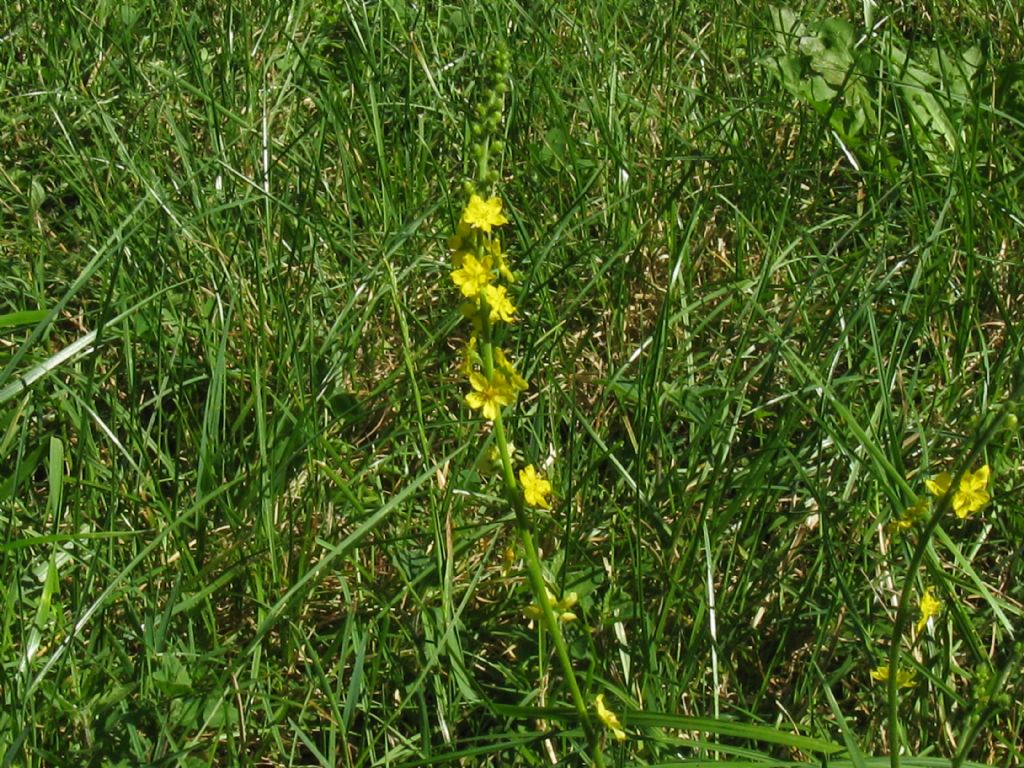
1, 0, 1022, 765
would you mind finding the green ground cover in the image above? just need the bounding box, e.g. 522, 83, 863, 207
1, 0, 1023, 765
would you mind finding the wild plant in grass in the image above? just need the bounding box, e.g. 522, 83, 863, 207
879, 461, 994, 767
445, 46, 618, 763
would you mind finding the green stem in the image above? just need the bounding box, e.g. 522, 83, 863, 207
953, 641, 1021, 768
478, 320, 604, 765
887, 405, 1017, 768
478, 136, 490, 188
886, 496, 946, 768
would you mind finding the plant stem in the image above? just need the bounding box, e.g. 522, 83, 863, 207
887, 404, 1017, 768
478, 136, 490, 190
479, 319, 604, 765
953, 641, 1021, 768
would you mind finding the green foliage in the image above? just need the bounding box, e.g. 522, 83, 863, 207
767, 9, 876, 149
765, 5, 1002, 174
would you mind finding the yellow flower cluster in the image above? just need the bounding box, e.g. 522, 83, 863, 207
890, 463, 991, 532
450, 194, 524, 420
524, 587, 579, 623
450, 195, 515, 299
449, 194, 556, 511
925, 465, 990, 519
872, 466, 990, 697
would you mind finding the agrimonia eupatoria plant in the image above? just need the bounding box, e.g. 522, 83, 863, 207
443, 46, 620, 764
878, 456, 1007, 768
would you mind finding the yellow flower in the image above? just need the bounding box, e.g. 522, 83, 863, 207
925, 465, 990, 518
524, 588, 578, 623
486, 237, 516, 282
462, 194, 508, 233
557, 591, 579, 622
924, 472, 952, 497
954, 465, 990, 517
595, 694, 627, 741
494, 347, 528, 392
483, 284, 517, 323
519, 464, 552, 509
451, 253, 493, 298
889, 497, 929, 533
870, 665, 916, 688
916, 587, 942, 633
465, 371, 515, 420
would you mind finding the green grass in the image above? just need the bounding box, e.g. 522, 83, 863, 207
1, 0, 1023, 765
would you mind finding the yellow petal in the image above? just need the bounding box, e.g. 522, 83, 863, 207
916, 587, 941, 633
925, 472, 952, 497
971, 464, 990, 487
595, 694, 627, 741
